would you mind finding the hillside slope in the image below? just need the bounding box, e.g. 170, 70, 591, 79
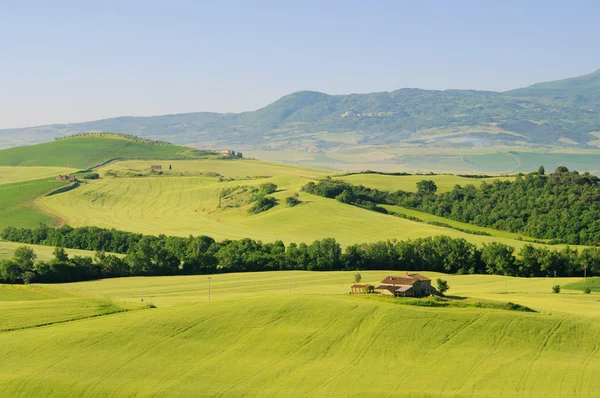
2, 70, 600, 153
506, 69, 600, 102
0, 134, 213, 168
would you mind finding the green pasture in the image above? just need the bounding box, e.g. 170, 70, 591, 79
99, 158, 330, 179
0, 166, 77, 185
36, 164, 555, 250
0, 241, 118, 261
0, 178, 64, 229
0, 134, 208, 169
382, 204, 540, 241
339, 173, 513, 193
0, 271, 599, 396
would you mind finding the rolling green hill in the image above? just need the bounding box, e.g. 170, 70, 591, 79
506, 69, 600, 102
0, 133, 214, 169
1, 271, 599, 396
32, 159, 573, 251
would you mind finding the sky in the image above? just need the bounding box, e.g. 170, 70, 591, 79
1, 0, 599, 129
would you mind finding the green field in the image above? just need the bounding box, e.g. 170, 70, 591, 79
246, 146, 600, 175
382, 204, 542, 241
339, 173, 514, 193
32, 159, 559, 250
0, 178, 65, 229
0, 166, 77, 185
1, 271, 598, 396
564, 277, 600, 292
0, 241, 119, 261
0, 134, 211, 169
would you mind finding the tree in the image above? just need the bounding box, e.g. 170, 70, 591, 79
354, 272, 362, 283
335, 189, 355, 204
0, 260, 21, 283
481, 242, 517, 275
552, 285, 561, 294
538, 165, 545, 175
584, 287, 591, 294
416, 180, 437, 195
13, 246, 37, 272
555, 166, 569, 173
53, 247, 69, 263
285, 194, 301, 207
436, 278, 449, 295
258, 183, 277, 195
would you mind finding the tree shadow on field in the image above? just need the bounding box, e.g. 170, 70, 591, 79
444, 295, 467, 300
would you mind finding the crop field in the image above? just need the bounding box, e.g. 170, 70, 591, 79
339, 173, 514, 193
0, 166, 77, 185
1, 271, 599, 396
35, 160, 556, 249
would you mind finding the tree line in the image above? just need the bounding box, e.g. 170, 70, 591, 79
302, 167, 600, 245
1, 225, 599, 284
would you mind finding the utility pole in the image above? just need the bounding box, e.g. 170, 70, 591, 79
288, 279, 291, 295
554, 271, 557, 286
208, 276, 212, 301
504, 272, 507, 294
140, 292, 143, 302
584, 264, 587, 280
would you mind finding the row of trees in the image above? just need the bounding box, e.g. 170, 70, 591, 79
303, 167, 600, 245
2, 226, 599, 284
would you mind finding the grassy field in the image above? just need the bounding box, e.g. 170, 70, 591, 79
339, 173, 514, 193
0, 271, 598, 396
564, 277, 600, 292
0, 166, 77, 185
0, 134, 211, 169
0, 178, 65, 229
100, 158, 331, 179
0, 241, 118, 261
35, 160, 559, 250
382, 204, 541, 241
245, 146, 600, 174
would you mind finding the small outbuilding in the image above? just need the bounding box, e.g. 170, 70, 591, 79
150, 164, 162, 171
350, 284, 371, 294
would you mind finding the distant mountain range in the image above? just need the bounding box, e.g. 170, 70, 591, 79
1, 69, 600, 152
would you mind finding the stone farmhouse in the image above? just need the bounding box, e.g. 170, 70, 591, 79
56, 175, 77, 182
376, 273, 433, 297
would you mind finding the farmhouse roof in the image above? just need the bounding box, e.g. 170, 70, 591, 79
408, 273, 430, 281
351, 284, 369, 288
381, 276, 418, 285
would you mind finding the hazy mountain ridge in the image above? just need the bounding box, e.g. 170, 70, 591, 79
2, 70, 600, 151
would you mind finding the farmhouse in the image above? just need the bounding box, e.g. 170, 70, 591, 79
220, 149, 243, 158
56, 175, 77, 182
376, 273, 432, 297
150, 164, 162, 171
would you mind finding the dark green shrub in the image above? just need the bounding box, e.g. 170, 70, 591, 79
248, 196, 277, 214
285, 195, 301, 207
552, 285, 561, 294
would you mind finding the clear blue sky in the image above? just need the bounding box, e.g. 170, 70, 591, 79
1, 0, 599, 128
